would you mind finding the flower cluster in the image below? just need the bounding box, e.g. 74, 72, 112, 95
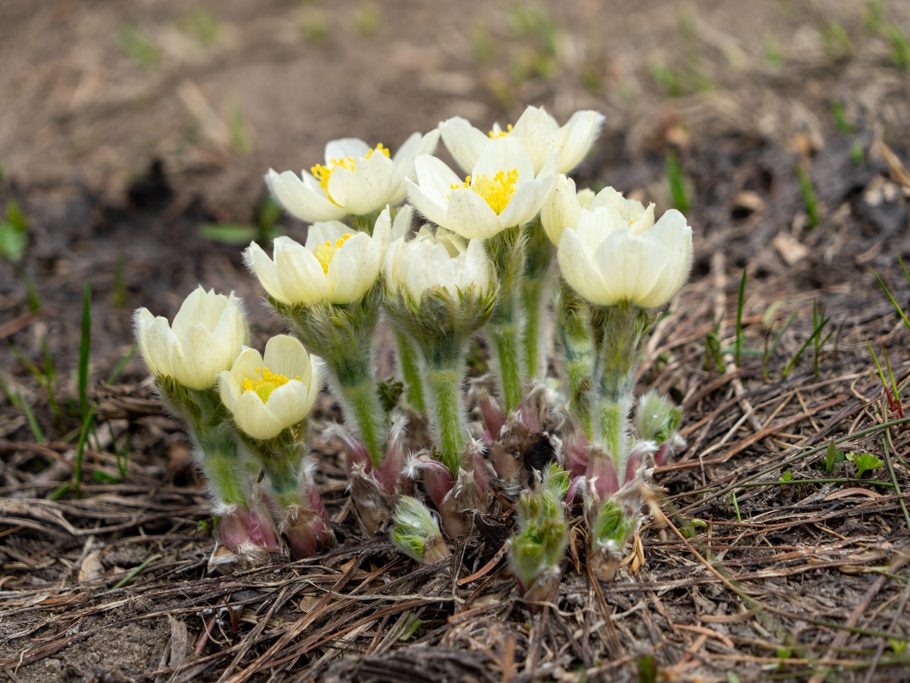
134, 106, 693, 596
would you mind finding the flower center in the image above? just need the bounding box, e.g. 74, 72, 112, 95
487, 123, 513, 139
313, 232, 353, 273
452, 169, 519, 215
310, 143, 390, 204
241, 367, 298, 403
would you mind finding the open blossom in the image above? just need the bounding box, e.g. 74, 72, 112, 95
542, 176, 657, 245
265, 131, 439, 223
384, 227, 492, 302
134, 287, 248, 390
557, 203, 693, 309
440, 106, 604, 176
406, 137, 553, 240
219, 335, 320, 441
245, 207, 408, 306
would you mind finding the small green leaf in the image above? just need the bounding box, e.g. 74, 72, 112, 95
779, 470, 794, 483
845, 451, 883, 478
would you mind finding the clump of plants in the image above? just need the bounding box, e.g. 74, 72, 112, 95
134, 105, 693, 596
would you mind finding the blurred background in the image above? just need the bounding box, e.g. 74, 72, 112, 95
3, 0, 908, 213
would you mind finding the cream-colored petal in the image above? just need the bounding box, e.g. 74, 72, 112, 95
372, 206, 393, 248
445, 188, 502, 239
133, 308, 160, 376
391, 204, 414, 240
245, 241, 288, 304
596, 231, 667, 306
265, 169, 347, 223
406, 178, 450, 228
171, 286, 210, 340
541, 174, 581, 245
512, 106, 559, 174
274, 237, 330, 304
557, 229, 608, 305
325, 138, 370, 162
262, 334, 309, 380
414, 154, 463, 205
213, 297, 248, 364
218, 370, 243, 415
305, 221, 349, 250
340, 153, 399, 215
497, 175, 553, 229
229, 346, 265, 385
393, 130, 440, 180
328, 233, 377, 303
234, 391, 285, 440
439, 116, 489, 174
557, 110, 605, 173
264, 380, 311, 430
172, 324, 219, 389
472, 137, 534, 183
462, 239, 492, 291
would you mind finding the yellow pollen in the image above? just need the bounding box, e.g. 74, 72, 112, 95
313, 232, 353, 273
240, 366, 300, 403
450, 169, 519, 215
310, 143, 390, 205
487, 123, 513, 139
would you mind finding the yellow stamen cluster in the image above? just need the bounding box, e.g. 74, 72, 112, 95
487, 123, 513, 139
310, 143, 390, 203
241, 367, 299, 403
451, 169, 519, 215
313, 233, 353, 273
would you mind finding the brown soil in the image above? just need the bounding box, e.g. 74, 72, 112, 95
2, 1, 910, 681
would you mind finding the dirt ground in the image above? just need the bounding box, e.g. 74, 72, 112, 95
2, 0, 910, 680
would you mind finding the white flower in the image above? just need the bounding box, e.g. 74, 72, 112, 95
542, 177, 657, 245
406, 138, 553, 240
134, 287, 248, 390
384, 227, 492, 302
265, 131, 439, 223
219, 335, 321, 441
245, 206, 401, 305
440, 106, 605, 176
557, 205, 693, 309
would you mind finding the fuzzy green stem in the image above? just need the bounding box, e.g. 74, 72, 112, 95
175, 386, 249, 508
335, 375, 387, 468
424, 361, 466, 476
272, 287, 387, 468
487, 227, 526, 413
395, 331, 426, 413
520, 219, 554, 382
556, 282, 596, 438
597, 400, 628, 473
490, 321, 523, 413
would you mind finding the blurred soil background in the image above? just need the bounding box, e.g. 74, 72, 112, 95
2, 0, 910, 680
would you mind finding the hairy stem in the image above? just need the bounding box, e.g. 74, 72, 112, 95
333, 373, 388, 468
490, 320, 523, 413
520, 219, 554, 382
424, 361, 466, 476
395, 331, 426, 413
